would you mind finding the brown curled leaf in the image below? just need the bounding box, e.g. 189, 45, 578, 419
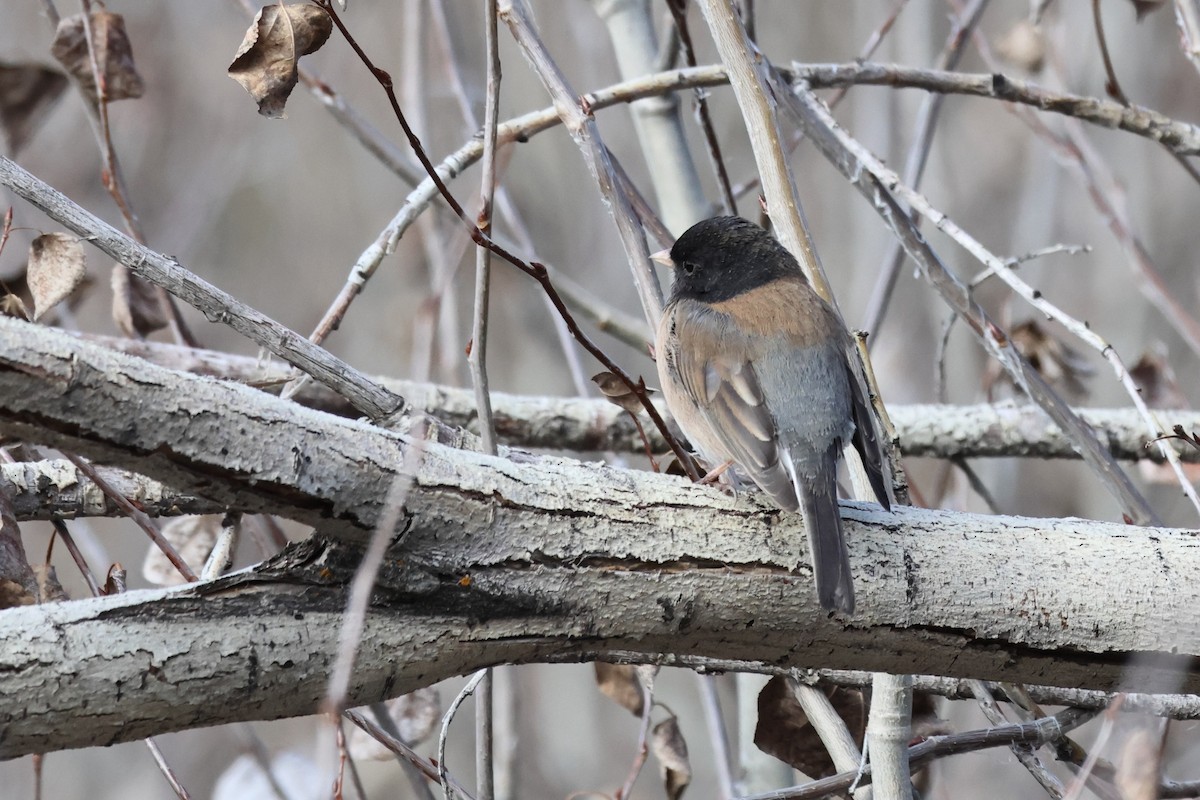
0, 63, 69, 155
592, 371, 654, 416
50, 10, 145, 105
594, 662, 644, 716
755, 675, 866, 778
650, 716, 691, 800
0, 292, 29, 320
111, 264, 168, 337
1129, 0, 1167, 20
228, 5, 333, 119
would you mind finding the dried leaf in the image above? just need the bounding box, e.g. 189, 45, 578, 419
591, 371, 653, 416
1116, 726, 1162, 800
983, 320, 1092, 400
0, 63, 69, 155
1134, 345, 1200, 478
0, 578, 35, 609
594, 662, 644, 716
391, 687, 440, 744
143, 515, 220, 587
995, 20, 1045, 72
102, 563, 126, 595
347, 688, 441, 760
1130, 345, 1187, 409
31, 564, 69, 603
27, 232, 86, 320
112, 263, 168, 336
0, 293, 29, 320
1130, 0, 1167, 20
754, 676, 865, 778
650, 717, 691, 800
228, 5, 333, 118
50, 11, 145, 104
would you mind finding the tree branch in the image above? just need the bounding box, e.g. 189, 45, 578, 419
2, 318, 1200, 756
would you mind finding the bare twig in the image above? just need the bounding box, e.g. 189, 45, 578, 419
324, 437, 424, 714
145, 736, 192, 799
469, 3, 503, 795
735, 707, 1097, 800
0, 157, 404, 421
865, 673, 913, 800
439, 670, 488, 800
618, 671, 657, 800
592, 0, 709, 232
968, 681, 1067, 798
498, 0, 665, 325
695, 675, 735, 799
774, 78, 1161, 526
471, 0, 502, 458
313, 1, 697, 478
862, 0, 991, 338
64, 452, 198, 582
70, 0, 195, 345
201, 512, 240, 582
695, 0, 825, 295
346, 708, 471, 799
666, 0, 737, 215
790, 681, 866, 795
1091, 0, 1129, 103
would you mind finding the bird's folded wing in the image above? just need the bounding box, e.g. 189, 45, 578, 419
672, 308, 799, 510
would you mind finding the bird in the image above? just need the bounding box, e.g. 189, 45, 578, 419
652, 215, 893, 614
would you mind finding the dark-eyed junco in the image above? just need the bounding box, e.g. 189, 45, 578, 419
652, 216, 893, 614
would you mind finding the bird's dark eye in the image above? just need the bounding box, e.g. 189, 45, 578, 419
681, 261, 696, 275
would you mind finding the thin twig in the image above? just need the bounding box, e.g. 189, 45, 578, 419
695, 675, 735, 799
471, 0, 502, 458
0, 157, 404, 421
346, 708, 470, 799
735, 707, 1097, 800
64, 452, 197, 582
1092, 0, 1129, 103
667, 0, 737, 215
470, 4, 502, 796
439, 670, 488, 800
366, 702, 436, 800
862, 0, 991, 338
50, 520, 100, 597
324, 433, 425, 713
617, 672, 656, 800
201, 511, 240, 581
774, 77, 1161, 526
313, 1, 697, 479
235, 724, 292, 800
968, 680, 1067, 798
145, 737, 192, 799
73, 0, 194, 346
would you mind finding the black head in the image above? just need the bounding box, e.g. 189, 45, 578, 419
663, 216, 803, 303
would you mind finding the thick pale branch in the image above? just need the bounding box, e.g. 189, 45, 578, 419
2, 318, 1200, 757
82, 335, 1200, 464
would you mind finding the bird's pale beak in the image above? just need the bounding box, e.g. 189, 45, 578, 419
649, 248, 674, 267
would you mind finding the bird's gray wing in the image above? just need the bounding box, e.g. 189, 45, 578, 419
670, 302, 799, 511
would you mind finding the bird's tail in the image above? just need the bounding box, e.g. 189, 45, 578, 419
794, 445, 854, 614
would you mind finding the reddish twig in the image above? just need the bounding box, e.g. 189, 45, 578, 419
63, 452, 198, 582
76, 0, 197, 346
313, 0, 699, 480
666, 0, 737, 214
